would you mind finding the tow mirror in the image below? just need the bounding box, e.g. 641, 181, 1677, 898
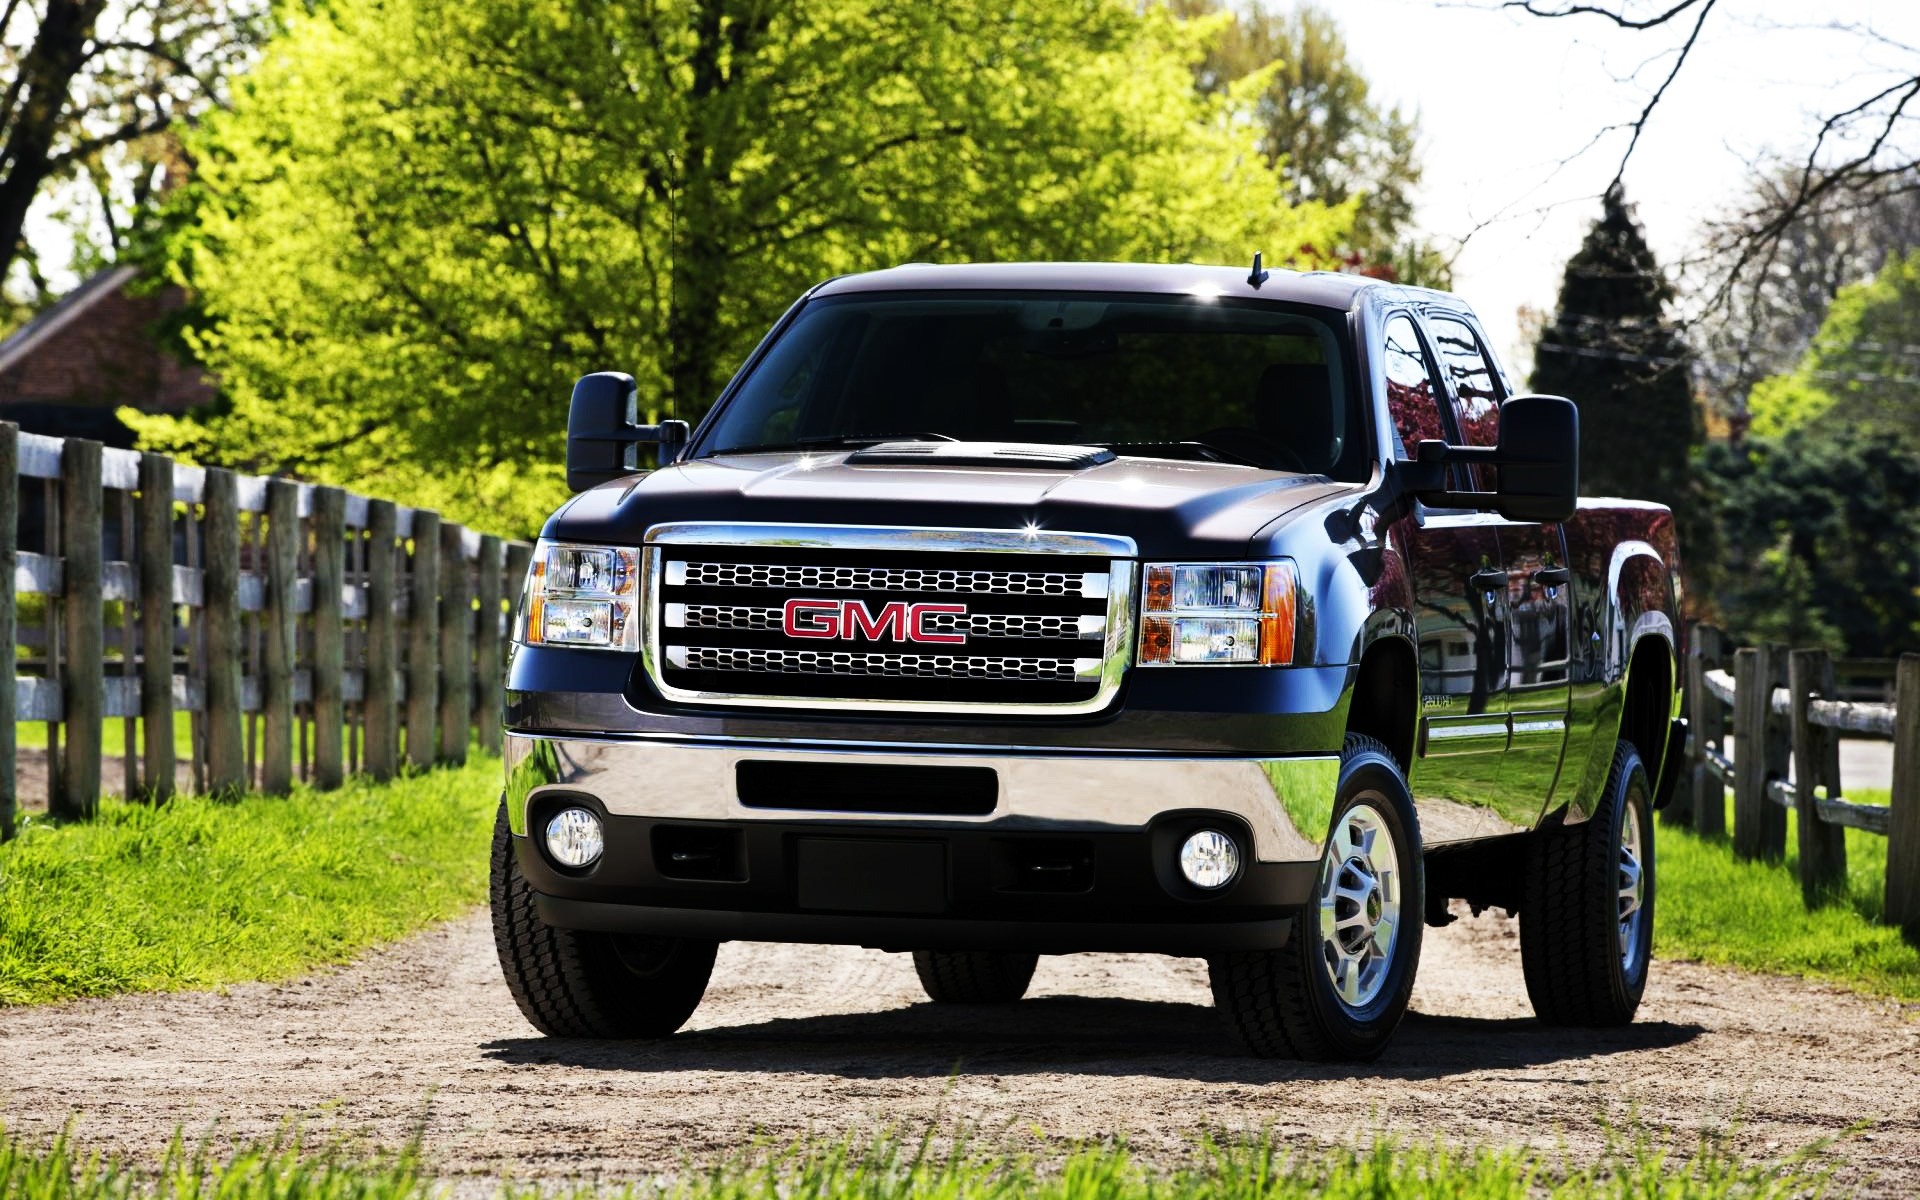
1403, 394, 1579, 523
566, 371, 690, 492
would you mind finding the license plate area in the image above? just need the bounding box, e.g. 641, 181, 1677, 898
795, 837, 948, 913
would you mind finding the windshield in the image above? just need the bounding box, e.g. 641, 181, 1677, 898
694, 291, 1367, 480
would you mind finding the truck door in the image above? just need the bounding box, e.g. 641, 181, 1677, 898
1381, 312, 1511, 843
1424, 311, 1574, 823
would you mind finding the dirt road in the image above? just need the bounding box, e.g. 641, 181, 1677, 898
3, 905, 1916, 1191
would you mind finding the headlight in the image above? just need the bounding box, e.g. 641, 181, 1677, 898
1138, 560, 1296, 666
516, 540, 640, 651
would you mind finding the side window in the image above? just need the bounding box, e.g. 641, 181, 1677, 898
1426, 313, 1502, 445
1382, 313, 1446, 459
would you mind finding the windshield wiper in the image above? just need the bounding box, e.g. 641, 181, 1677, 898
708, 432, 957, 456
1094, 441, 1269, 469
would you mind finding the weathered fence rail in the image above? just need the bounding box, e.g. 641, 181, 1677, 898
1682, 623, 1919, 932
1, 422, 533, 838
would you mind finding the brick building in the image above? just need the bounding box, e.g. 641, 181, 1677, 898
0, 265, 215, 446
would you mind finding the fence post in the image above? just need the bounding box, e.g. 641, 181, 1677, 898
1689, 625, 1726, 835
0, 423, 15, 839
137, 453, 176, 802
474, 534, 503, 755
365, 500, 399, 780
1788, 647, 1847, 905
53, 439, 103, 820
203, 469, 247, 795
1732, 645, 1790, 862
259, 480, 299, 794
437, 522, 472, 766
312, 486, 347, 789
505, 540, 531, 654
1887, 654, 1920, 937
406, 510, 441, 770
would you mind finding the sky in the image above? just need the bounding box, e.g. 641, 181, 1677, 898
1329, 0, 1920, 373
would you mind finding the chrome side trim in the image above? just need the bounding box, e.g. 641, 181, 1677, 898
640, 521, 1138, 717
506, 732, 1341, 863
646, 521, 1137, 558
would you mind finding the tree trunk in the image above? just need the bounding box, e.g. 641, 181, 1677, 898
0, 0, 108, 287
664, 0, 768, 419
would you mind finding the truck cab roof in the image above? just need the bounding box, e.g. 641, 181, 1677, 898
811, 261, 1471, 318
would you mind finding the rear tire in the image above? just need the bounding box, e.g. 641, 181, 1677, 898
1520, 739, 1654, 1026
912, 950, 1038, 1004
1208, 735, 1424, 1060
490, 804, 717, 1038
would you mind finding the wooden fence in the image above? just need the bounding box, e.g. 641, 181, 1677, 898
1681, 624, 1920, 932
0, 423, 532, 839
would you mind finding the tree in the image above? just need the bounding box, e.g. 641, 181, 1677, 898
1744, 247, 1920, 448
126, 0, 1352, 533
1697, 425, 1920, 656
1502, 1, 1920, 316
1529, 186, 1697, 510
1692, 167, 1920, 419
0, 0, 264, 315
1174, 0, 1448, 287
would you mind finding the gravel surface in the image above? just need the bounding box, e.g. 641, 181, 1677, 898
3, 904, 1917, 1191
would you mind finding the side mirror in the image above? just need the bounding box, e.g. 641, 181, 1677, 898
566, 371, 691, 493
1403, 394, 1579, 523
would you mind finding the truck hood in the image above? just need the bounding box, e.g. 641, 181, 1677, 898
546, 450, 1360, 558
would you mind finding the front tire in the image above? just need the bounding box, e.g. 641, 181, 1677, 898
1209, 735, 1425, 1060
490, 804, 717, 1038
911, 950, 1038, 1004
1520, 739, 1655, 1026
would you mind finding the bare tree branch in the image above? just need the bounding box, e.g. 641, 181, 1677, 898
1606, 0, 1715, 191
1498, 0, 1707, 30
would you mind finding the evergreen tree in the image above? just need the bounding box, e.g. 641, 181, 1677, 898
1530, 186, 1697, 509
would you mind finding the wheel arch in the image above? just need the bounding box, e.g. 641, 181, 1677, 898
1344, 631, 1418, 772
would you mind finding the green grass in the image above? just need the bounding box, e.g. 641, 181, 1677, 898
14, 710, 197, 758
0, 758, 499, 1005
1657, 789, 1920, 1002
0, 1124, 1843, 1200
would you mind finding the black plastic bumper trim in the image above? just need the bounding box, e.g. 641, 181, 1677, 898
532, 893, 1295, 954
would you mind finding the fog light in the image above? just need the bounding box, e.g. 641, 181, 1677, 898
545, 807, 604, 868
1178, 829, 1240, 890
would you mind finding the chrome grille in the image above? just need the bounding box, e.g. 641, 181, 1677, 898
669, 646, 1087, 681
643, 522, 1137, 715
672, 560, 1098, 597
670, 603, 1097, 640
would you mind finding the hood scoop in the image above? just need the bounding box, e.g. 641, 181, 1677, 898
845, 440, 1116, 470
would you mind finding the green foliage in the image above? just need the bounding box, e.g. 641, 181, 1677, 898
129, 0, 1352, 534
1529, 187, 1697, 515
0, 1123, 1835, 1200
1177, 1, 1448, 287
1746, 246, 1920, 446
0, 758, 497, 1005
1659, 790, 1920, 1002
1695, 424, 1920, 655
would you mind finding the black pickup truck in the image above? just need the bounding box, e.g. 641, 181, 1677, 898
492, 262, 1685, 1061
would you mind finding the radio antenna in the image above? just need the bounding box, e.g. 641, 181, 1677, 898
1247, 251, 1269, 289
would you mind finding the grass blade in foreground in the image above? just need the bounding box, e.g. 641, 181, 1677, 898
0, 1125, 1841, 1200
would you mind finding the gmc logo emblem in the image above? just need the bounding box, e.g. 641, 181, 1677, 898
782, 598, 968, 644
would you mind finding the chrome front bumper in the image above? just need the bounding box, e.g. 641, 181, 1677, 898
504, 732, 1341, 863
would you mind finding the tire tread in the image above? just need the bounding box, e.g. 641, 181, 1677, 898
912, 950, 1038, 1004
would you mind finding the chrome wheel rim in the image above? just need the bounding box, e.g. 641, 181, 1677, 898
1316, 802, 1401, 1010
1617, 799, 1647, 970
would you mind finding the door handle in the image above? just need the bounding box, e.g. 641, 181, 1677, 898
1533, 566, 1570, 587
